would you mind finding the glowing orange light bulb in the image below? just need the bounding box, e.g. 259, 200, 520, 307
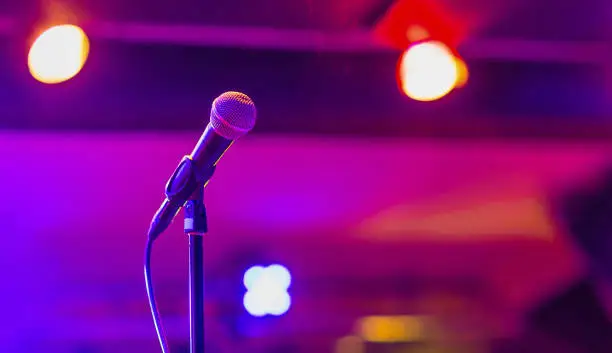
28, 24, 90, 84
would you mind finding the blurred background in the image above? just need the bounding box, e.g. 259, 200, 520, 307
0, 0, 611, 352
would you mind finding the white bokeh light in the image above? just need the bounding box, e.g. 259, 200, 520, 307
243, 265, 265, 289
28, 24, 90, 84
243, 264, 292, 317
265, 264, 291, 289
398, 41, 459, 101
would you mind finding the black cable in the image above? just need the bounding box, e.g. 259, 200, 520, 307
145, 236, 171, 353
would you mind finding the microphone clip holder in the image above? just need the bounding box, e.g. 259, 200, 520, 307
165, 156, 215, 205
148, 156, 215, 240
184, 186, 207, 235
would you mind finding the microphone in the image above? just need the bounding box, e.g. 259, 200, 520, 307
148, 91, 257, 239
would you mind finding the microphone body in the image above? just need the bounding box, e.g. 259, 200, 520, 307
190, 124, 234, 167
148, 92, 256, 239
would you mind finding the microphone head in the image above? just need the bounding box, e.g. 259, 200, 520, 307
210, 91, 257, 140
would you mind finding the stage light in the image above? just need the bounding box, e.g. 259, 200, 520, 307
398, 41, 462, 101
243, 264, 291, 317
28, 24, 90, 84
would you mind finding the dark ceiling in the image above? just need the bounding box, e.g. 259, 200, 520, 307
0, 0, 603, 38
0, 0, 610, 137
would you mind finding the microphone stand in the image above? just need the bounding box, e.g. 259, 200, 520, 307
184, 184, 207, 353
149, 155, 216, 353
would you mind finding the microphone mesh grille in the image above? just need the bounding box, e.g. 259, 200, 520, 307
210, 91, 257, 140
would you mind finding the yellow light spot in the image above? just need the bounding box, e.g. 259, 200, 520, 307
358, 315, 425, 343
28, 24, 90, 84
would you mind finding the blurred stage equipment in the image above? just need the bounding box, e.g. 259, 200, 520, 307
28, 24, 89, 84
145, 91, 257, 353
336, 335, 365, 353
375, 0, 469, 101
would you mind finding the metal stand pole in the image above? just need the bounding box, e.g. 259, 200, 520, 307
185, 186, 207, 353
